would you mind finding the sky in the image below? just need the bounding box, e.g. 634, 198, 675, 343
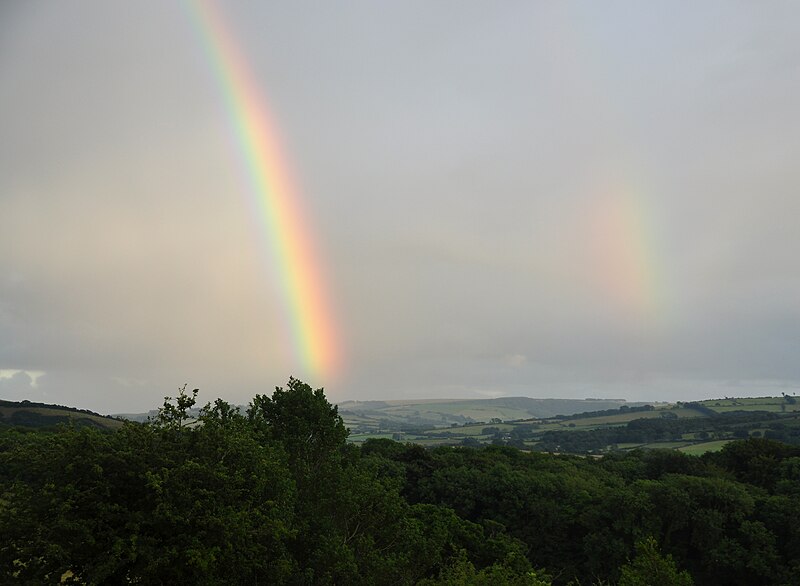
2, 1, 800, 413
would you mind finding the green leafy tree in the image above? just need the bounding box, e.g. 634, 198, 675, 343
153, 384, 198, 432
418, 549, 552, 586
134, 396, 296, 584
618, 537, 693, 586
0, 392, 297, 585
247, 377, 348, 474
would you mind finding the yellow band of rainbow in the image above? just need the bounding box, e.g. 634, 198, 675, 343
187, 0, 340, 381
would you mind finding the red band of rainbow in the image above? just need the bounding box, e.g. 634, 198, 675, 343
187, 0, 340, 381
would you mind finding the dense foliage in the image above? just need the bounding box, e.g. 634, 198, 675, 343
2, 379, 799, 584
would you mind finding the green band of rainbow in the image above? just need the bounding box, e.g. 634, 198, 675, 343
186, 0, 340, 380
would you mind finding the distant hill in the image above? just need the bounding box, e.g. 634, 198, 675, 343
113, 407, 204, 424
0, 399, 124, 430
344, 394, 800, 455
116, 397, 650, 428
4, 392, 799, 456
338, 396, 648, 431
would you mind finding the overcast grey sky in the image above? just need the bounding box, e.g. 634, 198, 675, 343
2, 1, 800, 413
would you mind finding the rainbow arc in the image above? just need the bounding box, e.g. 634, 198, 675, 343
187, 0, 340, 381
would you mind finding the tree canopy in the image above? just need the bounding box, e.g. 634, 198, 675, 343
2, 380, 799, 584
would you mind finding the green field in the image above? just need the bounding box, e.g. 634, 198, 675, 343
700, 396, 800, 413
548, 408, 705, 430
338, 396, 647, 433
678, 440, 732, 455
347, 432, 397, 442
451, 423, 516, 435
343, 395, 800, 456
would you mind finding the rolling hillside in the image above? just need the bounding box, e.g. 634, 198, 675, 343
345, 395, 800, 455
338, 396, 648, 432
0, 399, 124, 430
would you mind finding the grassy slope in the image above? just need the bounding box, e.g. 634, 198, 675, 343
699, 396, 800, 413
678, 440, 731, 455
0, 401, 123, 430
340, 396, 646, 432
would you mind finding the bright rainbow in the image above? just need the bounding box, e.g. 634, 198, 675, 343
186, 0, 340, 381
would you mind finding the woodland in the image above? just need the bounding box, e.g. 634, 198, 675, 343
1, 379, 799, 585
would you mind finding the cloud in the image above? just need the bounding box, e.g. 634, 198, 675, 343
504, 354, 528, 368
2, 1, 800, 411
0, 370, 47, 400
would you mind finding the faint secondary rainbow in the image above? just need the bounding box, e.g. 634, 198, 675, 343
186, 0, 340, 380
588, 173, 666, 327
541, 6, 674, 329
